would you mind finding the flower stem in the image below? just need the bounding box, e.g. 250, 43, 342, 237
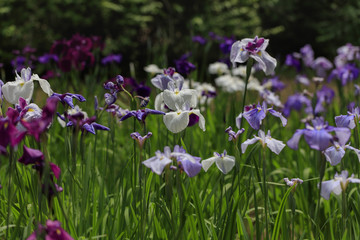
238, 58, 253, 129
262, 148, 269, 240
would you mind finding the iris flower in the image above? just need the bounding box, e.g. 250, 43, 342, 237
27, 220, 73, 240
319, 170, 360, 200
242, 130, 286, 155
201, 150, 235, 174
240, 102, 287, 130
335, 107, 360, 129
143, 146, 201, 177
2, 67, 53, 104
130, 132, 152, 148
163, 103, 205, 133
287, 117, 351, 151
230, 36, 277, 75
225, 126, 245, 142
323, 142, 360, 166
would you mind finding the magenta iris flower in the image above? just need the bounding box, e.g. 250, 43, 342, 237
287, 117, 351, 151
21, 97, 58, 141
27, 220, 73, 240
241, 102, 287, 130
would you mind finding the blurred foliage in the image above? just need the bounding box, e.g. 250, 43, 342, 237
1, 0, 360, 72
259, 0, 360, 59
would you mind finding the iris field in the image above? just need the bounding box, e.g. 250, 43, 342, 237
1, 33, 360, 240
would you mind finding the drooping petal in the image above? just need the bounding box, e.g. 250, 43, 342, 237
241, 137, 259, 153
163, 111, 189, 133
230, 41, 249, 66
287, 129, 305, 150
142, 154, 172, 175
82, 123, 95, 134
201, 157, 216, 172
324, 146, 345, 166
190, 109, 206, 131
2, 80, 34, 104
345, 145, 360, 162
215, 155, 235, 174
268, 109, 287, 127
333, 127, 351, 147
335, 115, 355, 129
253, 50, 277, 75
243, 108, 266, 130
319, 180, 341, 200
32, 74, 53, 96
304, 129, 333, 151
265, 137, 286, 155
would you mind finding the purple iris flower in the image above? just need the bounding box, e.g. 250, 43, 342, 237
11, 56, 27, 72
287, 117, 351, 151
173, 145, 202, 177
124, 77, 151, 98
323, 141, 360, 166
174, 53, 196, 76
319, 170, 360, 200
225, 126, 245, 142
312, 57, 333, 77
67, 115, 110, 135
130, 132, 152, 148
120, 108, 165, 123
52, 92, 86, 109
283, 93, 312, 117
335, 107, 360, 129
27, 220, 74, 240
314, 86, 335, 114
151, 67, 183, 91
101, 54, 122, 65
242, 102, 287, 130
300, 44, 314, 67
262, 76, 285, 92
285, 53, 301, 72
328, 63, 360, 86
143, 147, 173, 175
192, 36, 207, 45
219, 36, 236, 54
142, 145, 202, 177
38, 54, 59, 64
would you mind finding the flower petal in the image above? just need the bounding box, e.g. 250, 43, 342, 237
268, 109, 287, 127
215, 155, 235, 174
2, 80, 34, 104
287, 129, 305, 150
319, 180, 341, 200
241, 137, 258, 153
163, 111, 189, 133
324, 146, 345, 166
265, 137, 286, 155
32, 74, 53, 96
201, 157, 216, 172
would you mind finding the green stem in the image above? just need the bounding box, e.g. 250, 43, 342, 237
6, 148, 14, 240
342, 190, 347, 236
238, 58, 254, 129
262, 148, 269, 240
